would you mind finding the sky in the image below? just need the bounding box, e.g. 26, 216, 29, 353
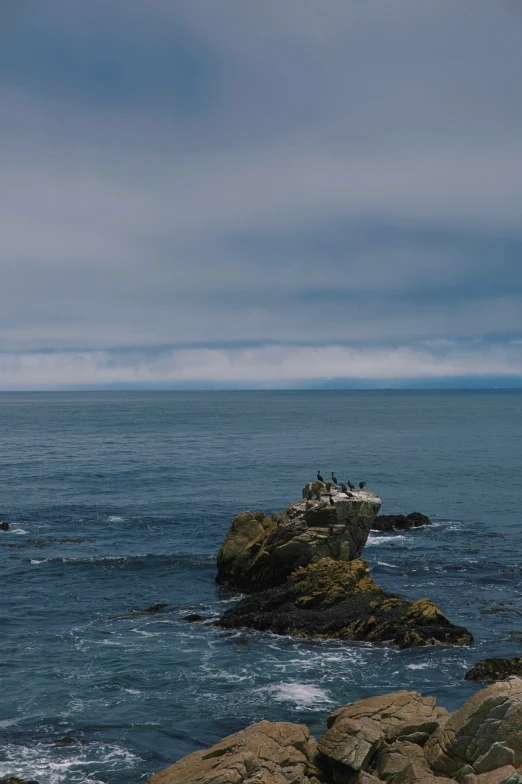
1, 0, 522, 389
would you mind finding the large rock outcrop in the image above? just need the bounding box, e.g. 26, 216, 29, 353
216, 481, 381, 591
146, 720, 328, 784
217, 557, 473, 648
425, 677, 522, 778
149, 683, 522, 784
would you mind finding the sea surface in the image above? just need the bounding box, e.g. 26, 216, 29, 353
1, 390, 521, 783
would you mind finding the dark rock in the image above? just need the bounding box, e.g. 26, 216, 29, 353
0, 779, 40, 784
216, 483, 382, 591
183, 613, 204, 622
465, 657, 522, 682
217, 557, 472, 648
53, 736, 76, 746
145, 603, 169, 613
0, 522, 9, 530
372, 512, 431, 532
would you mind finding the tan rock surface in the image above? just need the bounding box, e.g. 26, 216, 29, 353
425, 677, 522, 777
146, 720, 326, 784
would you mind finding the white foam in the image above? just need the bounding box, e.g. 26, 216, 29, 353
262, 682, 333, 708
0, 741, 139, 784
12, 528, 28, 535
377, 561, 399, 568
366, 534, 407, 546
30, 558, 48, 564
405, 662, 432, 670
107, 515, 125, 522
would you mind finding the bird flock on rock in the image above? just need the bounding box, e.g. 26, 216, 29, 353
316, 470, 366, 492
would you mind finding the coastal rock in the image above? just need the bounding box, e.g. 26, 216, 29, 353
465, 657, 522, 682
217, 557, 473, 648
318, 690, 449, 779
0, 522, 9, 530
425, 677, 522, 777
372, 513, 431, 532
216, 484, 381, 591
146, 720, 328, 784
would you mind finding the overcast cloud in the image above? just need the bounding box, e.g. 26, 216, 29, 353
1, 0, 522, 388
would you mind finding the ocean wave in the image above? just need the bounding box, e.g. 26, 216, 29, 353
366, 534, 408, 546
0, 740, 140, 784
259, 682, 333, 709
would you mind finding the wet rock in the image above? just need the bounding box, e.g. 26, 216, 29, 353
53, 736, 76, 746
0, 522, 9, 530
216, 483, 381, 591
145, 603, 169, 613
465, 657, 522, 682
146, 720, 328, 783
183, 613, 204, 622
0, 779, 40, 784
372, 513, 431, 532
217, 557, 473, 648
425, 677, 522, 777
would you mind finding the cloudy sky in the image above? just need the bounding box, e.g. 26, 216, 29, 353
1, 0, 522, 389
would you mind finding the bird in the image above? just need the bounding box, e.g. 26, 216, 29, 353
331, 472, 337, 484
317, 470, 324, 482
347, 480, 355, 491
329, 494, 334, 505
359, 481, 366, 489
340, 483, 348, 493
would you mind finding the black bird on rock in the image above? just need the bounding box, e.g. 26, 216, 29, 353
347, 480, 355, 491
328, 494, 334, 505
331, 472, 337, 484
317, 470, 324, 482
340, 483, 348, 493
359, 481, 366, 489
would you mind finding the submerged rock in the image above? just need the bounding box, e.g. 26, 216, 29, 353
217, 557, 473, 648
465, 656, 522, 682
372, 512, 431, 532
216, 482, 381, 591
146, 720, 327, 784
0, 522, 9, 530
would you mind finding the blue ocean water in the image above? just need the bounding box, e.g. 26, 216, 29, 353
1, 390, 521, 784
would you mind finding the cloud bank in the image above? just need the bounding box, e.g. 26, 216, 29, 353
1, 1, 522, 387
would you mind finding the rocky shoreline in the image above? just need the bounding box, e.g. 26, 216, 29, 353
148, 480, 520, 783
148, 678, 522, 784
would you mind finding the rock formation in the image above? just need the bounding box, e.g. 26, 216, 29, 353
217, 557, 473, 648
146, 720, 327, 784
465, 657, 522, 682
216, 481, 382, 591
425, 677, 522, 779
372, 512, 431, 532
148, 679, 522, 784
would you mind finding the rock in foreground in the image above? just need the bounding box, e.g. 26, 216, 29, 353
217, 557, 473, 648
146, 720, 327, 784
372, 512, 431, 532
216, 481, 381, 591
465, 656, 522, 682
148, 680, 522, 784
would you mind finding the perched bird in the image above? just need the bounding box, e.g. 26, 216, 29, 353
359, 481, 366, 489
317, 470, 324, 482
347, 480, 355, 491
340, 483, 348, 493
331, 472, 337, 484
328, 494, 334, 505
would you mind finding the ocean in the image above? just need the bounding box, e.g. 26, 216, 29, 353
1, 390, 521, 783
